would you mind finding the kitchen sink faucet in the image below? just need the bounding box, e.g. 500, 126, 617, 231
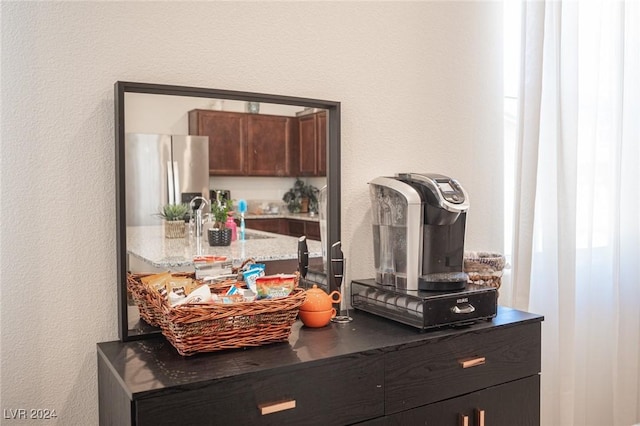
189, 196, 209, 241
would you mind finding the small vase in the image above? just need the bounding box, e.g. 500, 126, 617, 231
165, 220, 186, 239
208, 228, 232, 246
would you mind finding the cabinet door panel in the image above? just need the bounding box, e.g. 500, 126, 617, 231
305, 221, 321, 240
385, 322, 541, 413
298, 115, 317, 176
365, 375, 540, 426
188, 110, 246, 176
247, 115, 291, 176
287, 219, 306, 238
316, 112, 327, 176
245, 218, 283, 234
297, 112, 327, 177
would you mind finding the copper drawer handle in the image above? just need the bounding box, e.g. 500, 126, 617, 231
259, 399, 296, 415
459, 357, 486, 369
477, 409, 485, 426
459, 414, 469, 426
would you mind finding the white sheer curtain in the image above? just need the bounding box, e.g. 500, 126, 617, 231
509, 1, 640, 425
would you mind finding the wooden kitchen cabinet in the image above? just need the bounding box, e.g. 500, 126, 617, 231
244, 218, 284, 234
188, 110, 293, 177
297, 112, 327, 177
188, 110, 246, 175
287, 218, 321, 240
244, 217, 321, 241
98, 307, 542, 426
316, 112, 327, 175
246, 114, 293, 176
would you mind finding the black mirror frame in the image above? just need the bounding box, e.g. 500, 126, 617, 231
115, 81, 341, 341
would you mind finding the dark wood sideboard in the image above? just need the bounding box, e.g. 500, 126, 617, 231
98, 307, 542, 426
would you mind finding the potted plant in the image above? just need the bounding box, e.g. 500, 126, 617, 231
282, 178, 319, 214
208, 199, 234, 246
157, 203, 189, 239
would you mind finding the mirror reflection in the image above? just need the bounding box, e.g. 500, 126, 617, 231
118, 85, 339, 340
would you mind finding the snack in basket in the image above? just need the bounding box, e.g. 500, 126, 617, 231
140, 272, 171, 292
193, 255, 228, 264
242, 289, 257, 302
217, 285, 245, 304
165, 276, 195, 295
193, 255, 232, 280
242, 264, 266, 293
256, 274, 297, 299
168, 291, 185, 305
172, 284, 213, 307
139, 272, 174, 301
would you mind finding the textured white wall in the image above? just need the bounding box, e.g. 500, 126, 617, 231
0, 2, 502, 424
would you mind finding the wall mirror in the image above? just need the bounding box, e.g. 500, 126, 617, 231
115, 81, 341, 341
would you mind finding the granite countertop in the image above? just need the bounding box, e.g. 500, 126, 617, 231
242, 212, 320, 222
127, 225, 322, 269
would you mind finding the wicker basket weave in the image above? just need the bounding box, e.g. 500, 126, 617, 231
161, 288, 305, 356
127, 273, 170, 327
128, 272, 305, 356
463, 251, 506, 289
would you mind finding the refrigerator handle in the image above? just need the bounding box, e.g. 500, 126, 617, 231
172, 161, 181, 204
167, 161, 175, 204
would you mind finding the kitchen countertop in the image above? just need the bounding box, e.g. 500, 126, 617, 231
127, 225, 322, 269
242, 212, 320, 222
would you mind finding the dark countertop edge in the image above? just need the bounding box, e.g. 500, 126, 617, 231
98, 306, 543, 400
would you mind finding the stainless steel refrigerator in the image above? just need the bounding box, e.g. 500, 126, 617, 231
125, 133, 209, 226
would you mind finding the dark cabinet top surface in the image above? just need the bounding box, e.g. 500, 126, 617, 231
97, 307, 542, 400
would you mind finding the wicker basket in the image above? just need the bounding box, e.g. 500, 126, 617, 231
127, 273, 169, 327
127, 273, 237, 327
161, 287, 306, 356
463, 251, 506, 289
128, 272, 305, 356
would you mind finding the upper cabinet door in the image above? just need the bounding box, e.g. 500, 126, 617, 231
297, 112, 327, 177
316, 112, 327, 176
298, 114, 318, 176
189, 110, 325, 177
188, 110, 247, 176
246, 115, 292, 176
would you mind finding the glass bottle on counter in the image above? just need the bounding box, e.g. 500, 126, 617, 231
226, 215, 238, 241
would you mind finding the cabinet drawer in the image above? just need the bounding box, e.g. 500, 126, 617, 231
385, 322, 541, 413
287, 219, 306, 237
364, 375, 540, 426
305, 221, 321, 240
135, 354, 384, 426
245, 218, 283, 234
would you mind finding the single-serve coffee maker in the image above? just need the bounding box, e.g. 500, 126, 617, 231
370, 172, 469, 291
351, 173, 497, 329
